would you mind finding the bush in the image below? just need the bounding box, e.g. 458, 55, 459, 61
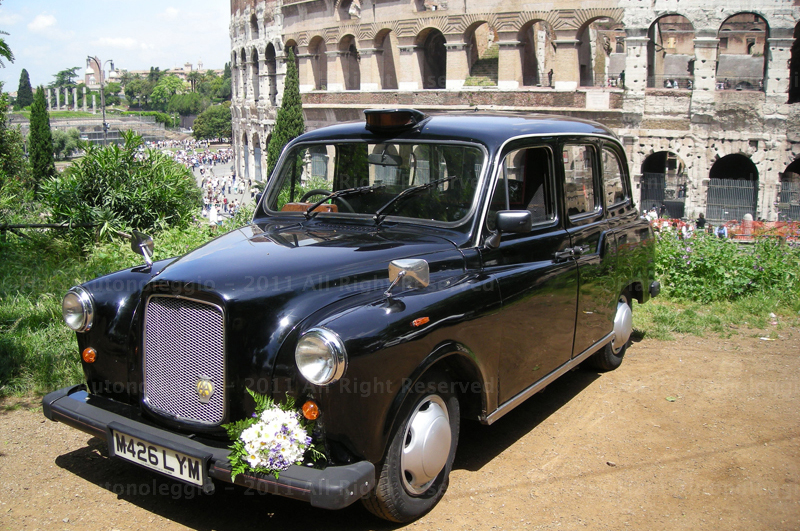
39, 130, 202, 247
655, 232, 800, 303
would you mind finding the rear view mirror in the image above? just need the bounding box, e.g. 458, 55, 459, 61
485, 211, 532, 250
385, 259, 430, 297
131, 230, 154, 268
368, 152, 403, 166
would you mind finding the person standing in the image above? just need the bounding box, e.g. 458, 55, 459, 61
696, 212, 706, 229
547, 69, 554, 87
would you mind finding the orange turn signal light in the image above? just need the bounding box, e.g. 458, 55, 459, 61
82, 347, 97, 363
412, 317, 430, 327
302, 400, 320, 420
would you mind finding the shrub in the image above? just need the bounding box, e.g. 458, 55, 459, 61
39, 130, 202, 247
655, 232, 800, 303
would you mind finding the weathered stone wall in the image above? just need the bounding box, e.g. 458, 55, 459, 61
230, 0, 800, 220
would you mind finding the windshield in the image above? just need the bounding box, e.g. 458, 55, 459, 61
264, 141, 485, 224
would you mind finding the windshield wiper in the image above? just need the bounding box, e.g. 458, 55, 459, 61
304, 184, 385, 220
373, 176, 455, 225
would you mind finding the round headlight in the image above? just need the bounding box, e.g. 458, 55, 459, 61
62, 287, 94, 332
295, 328, 347, 386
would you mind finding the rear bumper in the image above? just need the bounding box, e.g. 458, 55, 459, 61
42, 385, 374, 510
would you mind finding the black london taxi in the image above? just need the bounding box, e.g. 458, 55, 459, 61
43, 109, 659, 522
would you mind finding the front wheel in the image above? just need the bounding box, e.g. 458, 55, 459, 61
587, 292, 633, 372
362, 375, 460, 522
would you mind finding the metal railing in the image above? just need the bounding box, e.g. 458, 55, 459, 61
647, 75, 695, 90
714, 77, 764, 91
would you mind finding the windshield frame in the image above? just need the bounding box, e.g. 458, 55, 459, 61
259, 138, 490, 229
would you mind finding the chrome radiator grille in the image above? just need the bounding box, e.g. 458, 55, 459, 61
143, 295, 225, 425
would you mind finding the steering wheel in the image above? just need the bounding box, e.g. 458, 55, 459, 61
299, 189, 355, 213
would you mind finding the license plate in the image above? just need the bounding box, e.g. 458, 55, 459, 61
107, 425, 209, 488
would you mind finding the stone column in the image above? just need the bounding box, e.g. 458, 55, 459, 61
358, 42, 380, 91
552, 34, 580, 90
397, 44, 421, 91
444, 42, 468, 90
92, 94, 97, 114
765, 32, 794, 98
64, 88, 69, 109
325, 50, 343, 92
56, 89, 61, 110
622, 30, 648, 94
497, 38, 523, 90
73, 88, 78, 111
83, 87, 87, 112
296, 45, 315, 93
46, 88, 52, 110
689, 33, 720, 124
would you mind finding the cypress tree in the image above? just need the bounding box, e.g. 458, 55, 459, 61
266, 49, 304, 179
16, 68, 33, 108
29, 86, 55, 186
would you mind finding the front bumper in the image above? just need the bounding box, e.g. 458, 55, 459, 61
42, 385, 375, 510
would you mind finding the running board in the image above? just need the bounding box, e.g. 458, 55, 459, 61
481, 331, 614, 425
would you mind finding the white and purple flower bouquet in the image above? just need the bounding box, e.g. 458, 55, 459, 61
223, 389, 324, 480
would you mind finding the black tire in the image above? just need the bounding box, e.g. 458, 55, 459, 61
362, 374, 460, 522
587, 291, 633, 372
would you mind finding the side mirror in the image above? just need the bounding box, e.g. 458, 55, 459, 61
486, 211, 532, 249
131, 230, 154, 268
385, 259, 430, 297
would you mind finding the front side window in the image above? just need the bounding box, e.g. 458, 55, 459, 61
265, 142, 485, 224
487, 146, 555, 230
562, 144, 598, 217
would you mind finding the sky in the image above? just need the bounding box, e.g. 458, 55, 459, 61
0, 0, 231, 91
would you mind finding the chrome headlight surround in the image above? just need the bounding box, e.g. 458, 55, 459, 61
62, 286, 94, 332
295, 327, 347, 386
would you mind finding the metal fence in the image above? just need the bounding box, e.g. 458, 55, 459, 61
777, 180, 800, 221
706, 178, 757, 222
647, 75, 695, 90
714, 77, 764, 91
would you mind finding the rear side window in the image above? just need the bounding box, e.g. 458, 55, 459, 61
562, 144, 598, 217
602, 147, 627, 206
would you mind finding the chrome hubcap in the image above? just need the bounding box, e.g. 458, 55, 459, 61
611, 295, 632, 354
400, 395, 451, 495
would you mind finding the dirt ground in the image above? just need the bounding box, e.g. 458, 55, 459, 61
2, 328, 799, 531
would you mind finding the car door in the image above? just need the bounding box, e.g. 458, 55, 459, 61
561, 141, 618, 357
480, 143, 579, 405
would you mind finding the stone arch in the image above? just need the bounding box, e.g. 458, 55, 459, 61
266, 43, 277, 105
251, 48, 260, 102
640, 151, 688, 217
716, 13, 769, 92
308, 36, 328, 90
706, 154, 759, 222
575, 16, 625, 87
339, 34, 360, 90
778, 158, 800, 220
646, 15, 695, 89
464, 20, 499, 85
250, 13, 259, 40
788, 22, 799, 103
285, 39, 299, 69
417, 28, 446, 89
518, 19, 555, 87
375, 29, 399, 90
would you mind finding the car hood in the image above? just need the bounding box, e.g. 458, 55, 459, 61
141, 221, 466, 407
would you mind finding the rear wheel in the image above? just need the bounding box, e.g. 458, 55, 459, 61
587, 291, 633, 372
362, 375, 460, 522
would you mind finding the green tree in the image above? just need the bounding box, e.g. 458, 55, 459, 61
192, 103, 231, 140
16, 68, 33, 108
28, 86, 55, 186
0, 29, 14, 68
168, 92, 208, 116
51, 128, 80, 160
187, 70, 202, 93
150, 75, 186, 110
50, 66, 80, 88
0, 82, 28, 190
266, 49, 304, 178
39, 130, 202, 246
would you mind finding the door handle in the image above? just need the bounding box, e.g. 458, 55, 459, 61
554, 249, 574, 262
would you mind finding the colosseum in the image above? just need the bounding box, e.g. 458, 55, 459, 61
230, 0, 800, 222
